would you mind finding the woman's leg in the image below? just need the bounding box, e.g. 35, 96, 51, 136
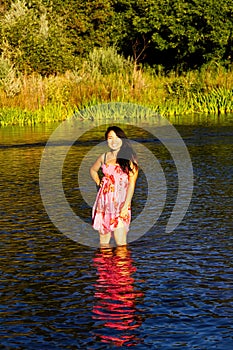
114, 226, 127, 246
99, 232, 111, 247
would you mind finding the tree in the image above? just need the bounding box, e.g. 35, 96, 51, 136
0, 0, 115, 75
110, 0, 232, 70
0, 0, 75, 75
49, 0, 114, 57
0, 0, 231, 75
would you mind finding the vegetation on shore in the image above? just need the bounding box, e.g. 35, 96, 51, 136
0, 1, 232, 126
0, 48, 232, 126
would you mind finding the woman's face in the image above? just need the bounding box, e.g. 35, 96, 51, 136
107, 130, 123, 151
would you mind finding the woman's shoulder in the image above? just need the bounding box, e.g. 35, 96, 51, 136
100, 152, 112, 165
99, 153, 106, 165
103, 151, 115, 165
94, 153, 105, 166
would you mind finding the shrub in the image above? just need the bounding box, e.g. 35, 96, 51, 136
84, 47, 133, 76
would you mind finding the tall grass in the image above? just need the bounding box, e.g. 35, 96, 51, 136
0, 48, 232, 126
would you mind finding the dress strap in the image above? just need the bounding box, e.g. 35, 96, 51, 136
103, 152, 107, 164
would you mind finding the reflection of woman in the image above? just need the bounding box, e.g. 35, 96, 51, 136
90, 126, 138, 246
92, 246, 143, 346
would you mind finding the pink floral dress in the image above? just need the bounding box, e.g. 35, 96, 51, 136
92, 163, 130, 235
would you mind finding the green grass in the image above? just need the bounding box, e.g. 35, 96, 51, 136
0, 62, 232, 126
0, 104, 74, 126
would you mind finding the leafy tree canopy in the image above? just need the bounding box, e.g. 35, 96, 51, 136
0, 0, 232, 75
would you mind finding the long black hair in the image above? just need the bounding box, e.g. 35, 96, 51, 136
105, 126, 138, 174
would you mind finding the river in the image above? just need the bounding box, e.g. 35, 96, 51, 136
0, 114, 232, 349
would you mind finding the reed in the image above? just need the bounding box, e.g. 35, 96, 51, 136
0, 104, 73, 126
191, 88, 232, 115
0, 58, 232, 126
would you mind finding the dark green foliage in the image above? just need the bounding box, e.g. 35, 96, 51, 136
0, 0, 232, 75
110, 0, 232, 70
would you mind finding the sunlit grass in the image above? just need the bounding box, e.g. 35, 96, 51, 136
0, 62, 232, 126
0, 104, 74, 126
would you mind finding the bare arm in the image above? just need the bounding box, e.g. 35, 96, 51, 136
90, 154, 104, 187
120, 164, 138, 216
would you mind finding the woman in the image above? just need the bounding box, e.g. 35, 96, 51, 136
90, 126, 138, 246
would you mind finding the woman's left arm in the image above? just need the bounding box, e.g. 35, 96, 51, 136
120, 165, 138, 216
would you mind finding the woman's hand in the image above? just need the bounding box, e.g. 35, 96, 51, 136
96, 178, 104, 191
120, 204, 130, 218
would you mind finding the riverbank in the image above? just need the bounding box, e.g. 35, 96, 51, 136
0, 65, 232, 126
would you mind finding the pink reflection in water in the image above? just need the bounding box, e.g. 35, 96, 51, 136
92, 246, 143, 346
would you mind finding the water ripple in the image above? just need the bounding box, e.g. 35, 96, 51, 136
0, 124, 233, 349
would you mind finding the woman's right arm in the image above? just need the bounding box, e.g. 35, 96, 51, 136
90, 154, 104, 187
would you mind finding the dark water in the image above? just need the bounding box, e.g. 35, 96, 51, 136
0, 117, 233, 349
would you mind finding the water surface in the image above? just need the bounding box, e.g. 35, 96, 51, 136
0, 116, 232, 349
